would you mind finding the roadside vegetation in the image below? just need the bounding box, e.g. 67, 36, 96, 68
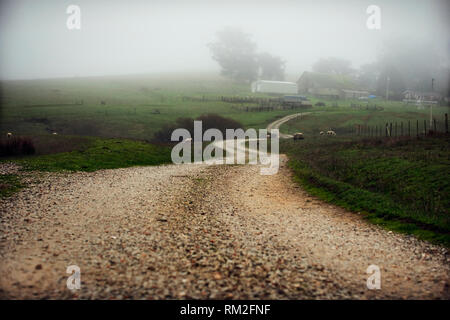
0, 174, 23, 198
5, 136, 172, 172
153, 113, 243, 143
281, 134, 450, 246
0, 135, 172, 197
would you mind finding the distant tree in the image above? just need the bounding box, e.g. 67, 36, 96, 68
208, 28, 259, 83
357, 63, 379, 91
312, 57, 354, 75
377, 38, 442, 93
257, 52, 285, 81
357, 38, 448, 98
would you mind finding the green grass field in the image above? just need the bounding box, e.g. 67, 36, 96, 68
281, 135, 450, 246
281, 105, 449, 137
14, 137, 172, 172
0, 73, 298, 140
2, 73, 447, 140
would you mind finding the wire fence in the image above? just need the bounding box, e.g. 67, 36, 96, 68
349, 113, 449, 138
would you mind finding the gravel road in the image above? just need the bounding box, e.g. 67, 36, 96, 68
0, 157, 448, 299
266, 113, 309, 138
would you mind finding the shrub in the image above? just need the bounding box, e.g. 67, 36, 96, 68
315, 102, 326, 107
0, 137, 36, 157
153, 114, 243, 143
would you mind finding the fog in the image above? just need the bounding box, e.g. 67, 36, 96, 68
0, 0, 449, 80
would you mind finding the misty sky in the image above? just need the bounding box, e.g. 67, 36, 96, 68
0, 0, 449, 80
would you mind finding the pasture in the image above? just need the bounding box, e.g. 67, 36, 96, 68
0, 73, 298, 140
281, 104, 449, 137
2, 73, 448, 142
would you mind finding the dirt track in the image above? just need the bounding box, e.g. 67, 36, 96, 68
0, 156, 448, 299
266, 112, 309, 138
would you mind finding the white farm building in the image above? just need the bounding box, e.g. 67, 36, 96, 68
251, 80, 298, 94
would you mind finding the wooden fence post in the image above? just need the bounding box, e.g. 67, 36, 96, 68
408, 120, 411, 137
424, 120, 427, 135
395, 122, 397, 136
390, 123, 393, 137
433, 119, 436, 132
386, 123, 389, 137
416, 120, 419, 137
401, 122, 403, 136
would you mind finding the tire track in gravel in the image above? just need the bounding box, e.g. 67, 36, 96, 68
203, 157, 449, 299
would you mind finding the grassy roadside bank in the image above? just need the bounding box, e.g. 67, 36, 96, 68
281, 135, 450, 246
0, 135, 173, 198
14, 138, 172, 172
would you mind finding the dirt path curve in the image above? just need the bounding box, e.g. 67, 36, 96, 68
0, 157, 448, 299
266, 112, 310, 138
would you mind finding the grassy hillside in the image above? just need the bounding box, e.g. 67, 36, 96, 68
3, 73, 447, 142
281, 135, 450, 246
0, 73, 295, 140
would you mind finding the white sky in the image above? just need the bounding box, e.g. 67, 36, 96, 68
0, 0, 448, 80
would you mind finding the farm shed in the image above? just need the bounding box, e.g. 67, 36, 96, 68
251, 80, 298, 94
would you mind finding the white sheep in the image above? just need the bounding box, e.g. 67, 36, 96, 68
327, 130, 336, 136
6, 132, 12, 138
319, 131, 324, 135
52, 132, 58, 135
293, 132, 304, 140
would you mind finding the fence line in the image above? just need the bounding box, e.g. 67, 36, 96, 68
351, 113, 448, 138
